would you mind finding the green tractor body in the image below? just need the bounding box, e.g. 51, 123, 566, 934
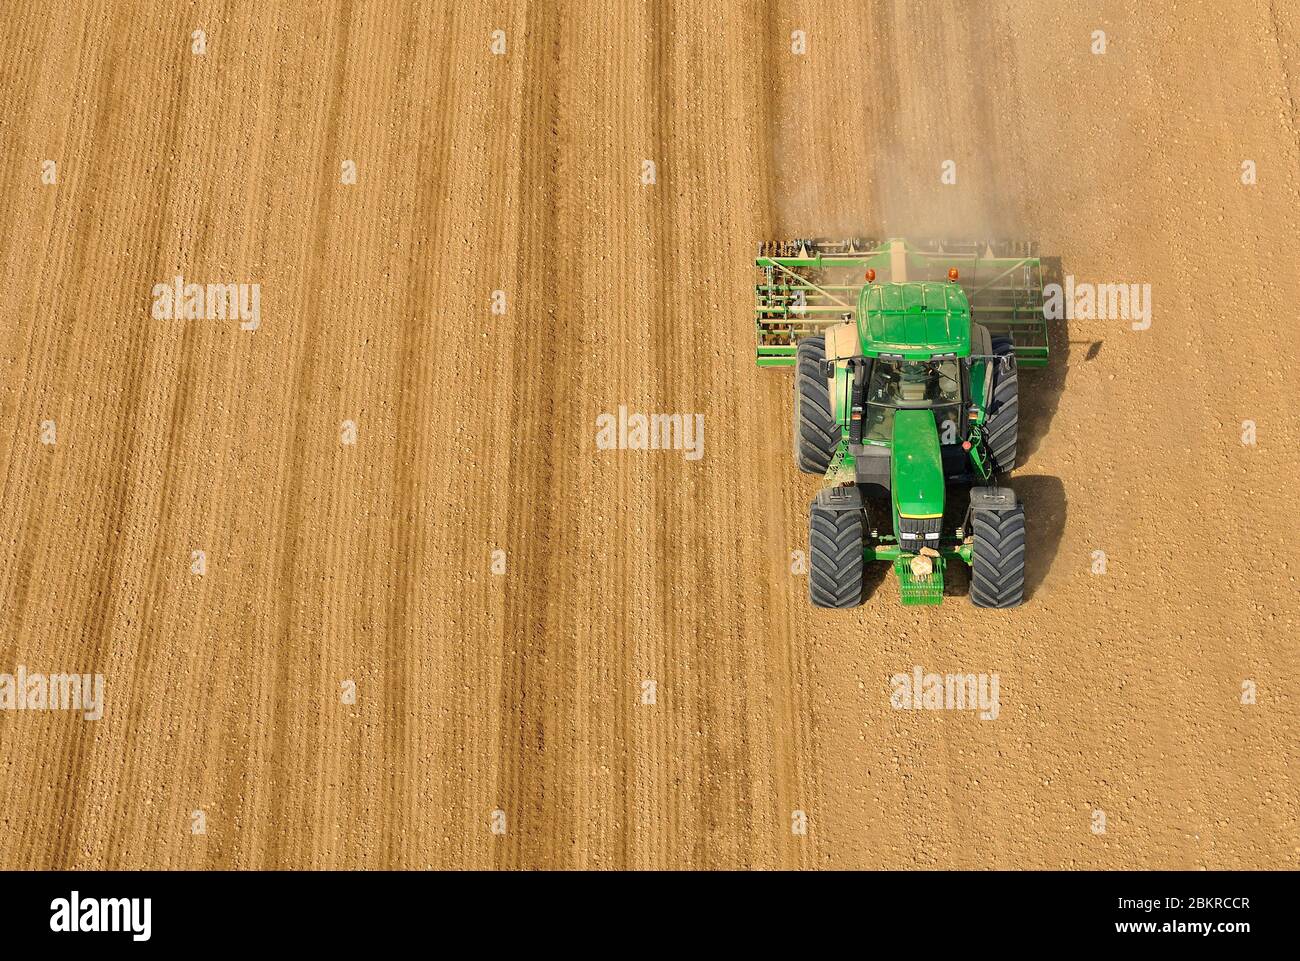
859, 281, 971, 358
760, 238, 1045, 608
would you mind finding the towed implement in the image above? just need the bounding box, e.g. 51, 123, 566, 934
755, 238, 1049, 608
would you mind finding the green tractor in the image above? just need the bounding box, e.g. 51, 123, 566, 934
755, 238, 1049, 608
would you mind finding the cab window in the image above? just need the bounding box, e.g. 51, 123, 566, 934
862, 359, 963, 445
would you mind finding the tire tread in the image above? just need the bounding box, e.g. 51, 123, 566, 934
969, 505, 1026, 608
985, 337, 1019, 472
794, 337, 837, 474
809, 503, 866, 608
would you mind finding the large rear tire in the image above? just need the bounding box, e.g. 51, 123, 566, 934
985, 337, 1018, 472
794, 337, 837, 474
970, 505, 1026, 608
809, 502, 866, 608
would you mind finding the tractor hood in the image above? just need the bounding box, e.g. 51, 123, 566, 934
890, 410, 945, 520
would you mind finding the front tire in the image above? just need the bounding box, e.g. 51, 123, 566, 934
794, 337, 837, 474
809, 502, 866, 608
970, 505, 1026, 608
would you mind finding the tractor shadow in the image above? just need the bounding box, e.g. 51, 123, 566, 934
1014, 474, 1067, 601
939, 475, 1066, 602
1018, 256, 1083, 465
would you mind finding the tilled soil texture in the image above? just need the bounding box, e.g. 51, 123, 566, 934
0, 1, 1297, 869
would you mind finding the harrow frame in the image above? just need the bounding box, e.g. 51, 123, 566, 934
754, 238, 1049, 368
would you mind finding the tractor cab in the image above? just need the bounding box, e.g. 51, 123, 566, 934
854, 280, 972, 447
859, 356, 964, 445
856, 280, 972, 361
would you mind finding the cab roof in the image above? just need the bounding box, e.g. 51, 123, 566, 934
856, 281, 971, 358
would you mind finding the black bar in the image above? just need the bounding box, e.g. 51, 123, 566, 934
0, 870, 1285, 947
